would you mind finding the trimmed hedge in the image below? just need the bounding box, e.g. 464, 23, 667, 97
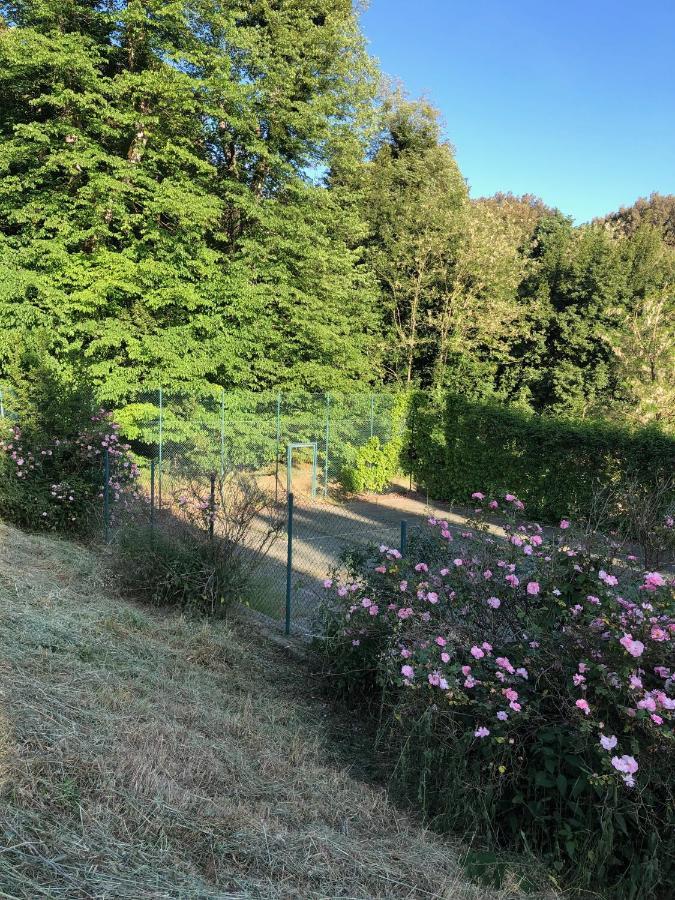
410, 393, 675, 522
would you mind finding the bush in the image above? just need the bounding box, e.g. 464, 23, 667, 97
113, 471, 283, 615
339, 436, 401, 493
0, 359, 138, 534
410, 393, 675, 524
318, 493, 675, 898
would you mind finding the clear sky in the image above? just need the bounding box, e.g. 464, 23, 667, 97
360, 0, 675, 223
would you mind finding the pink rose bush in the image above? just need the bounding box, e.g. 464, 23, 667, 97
320, 492, 675, 898
0, 412, 138, 533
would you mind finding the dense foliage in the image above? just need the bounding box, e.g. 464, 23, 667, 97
319, 496, 675, 898
0, 3, 672, 429
409, 392, 675, 526
0, 359, 137, 532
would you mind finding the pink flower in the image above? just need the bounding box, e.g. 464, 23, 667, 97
505, 494, 516, 501
644, 572, 665, 590
427, 591, 439, 604
361, 598, 372, 608
496, 711, 508, 721
495, 657, 515, 674
351, 639, 360, 647
414, 563, 428, 573
435, 636, 447, 647
651, 626, 669, 642
453, 558, 463, 567
471, 492, 485, 500
483, 569, 492, 579
368, 604, 379, 616
401, 665, 414, 679
611, 755, 638, 775
523, 545, 533, 556
575, 699, 591, 715
397, 607, 414, 620
488, 500, 498, 509
505, 574, 519, 588
503, 688, 518, 702
526, 581, 540, 596
619, 634, 645, 658
374, 565, 386, 574
509, 701, 522, 712
474, 726, 490, 738
559, 519, 570, 529
399, 581, 408, 592
428, 671, 441, 687
600, 734, 618, 750
441, 652, 450, 663
530, 534, 543, 547
651, 714, 663, 725
323, 579, 333, 589
481, 642, 493, 652
487, 597, 501, 609
573, 674, 585, 686
470, 645, 485, 659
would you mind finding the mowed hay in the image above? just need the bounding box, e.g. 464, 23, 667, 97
0, 522, 532, 899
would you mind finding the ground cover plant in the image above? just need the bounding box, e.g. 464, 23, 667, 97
319, 493, 675, 898
0, 520, 542, 899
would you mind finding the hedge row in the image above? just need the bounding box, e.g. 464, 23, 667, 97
409, 393, 675, 522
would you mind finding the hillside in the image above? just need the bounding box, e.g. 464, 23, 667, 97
0, 522, 528, 899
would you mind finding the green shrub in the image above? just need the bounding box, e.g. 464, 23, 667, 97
410, 392, 675, 524
0, 358, 137, 534
339, 436, 401, 493
113, 472, 283, 615
318, 496, 675, 898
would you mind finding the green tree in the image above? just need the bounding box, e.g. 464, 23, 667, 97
360, 89, 467, 386
0, 0, 379, 398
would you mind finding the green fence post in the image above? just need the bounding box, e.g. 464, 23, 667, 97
275, 393, 282, 504
220, 388, 226, 477
0, 388, 4, 419
209, 472, 216, 541
158, 387, 164, 509
400, 519, 408, 557
103, 448, 111, 543
150, 459, 155, 535
323, 393, 330, 498
370, 394, 375, 438
285, 492, 294, 635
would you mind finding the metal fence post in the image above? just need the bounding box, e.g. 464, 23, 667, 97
103, 447, 111, 543
220, 388, 226, 478
158, 387, 164, 509
400, 519, 408, 557
209, 471, 216, 541
150, 458, 156, 535
0, 388, 4, 419
370, 394, 375, 439
323, 393, 330, 498
285, 492, 294, 635
275, 393, 282, 504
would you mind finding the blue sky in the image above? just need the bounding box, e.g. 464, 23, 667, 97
360, 0, 675, 223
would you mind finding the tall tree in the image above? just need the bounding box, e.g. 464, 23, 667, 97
360, 90, 467, 385
0, 0, 379, 398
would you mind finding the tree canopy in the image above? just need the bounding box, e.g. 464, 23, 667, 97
0, 2, 673, 429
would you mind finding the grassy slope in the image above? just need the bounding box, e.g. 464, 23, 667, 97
0, 522, 520, 900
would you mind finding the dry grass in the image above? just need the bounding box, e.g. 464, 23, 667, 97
0, 522, 550, 899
